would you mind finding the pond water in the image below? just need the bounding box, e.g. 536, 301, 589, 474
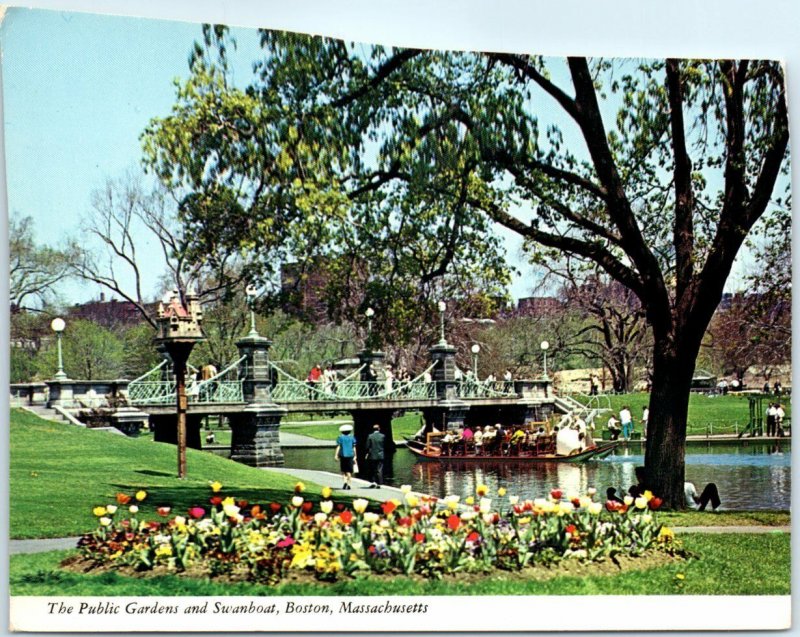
281, 442, 791, 511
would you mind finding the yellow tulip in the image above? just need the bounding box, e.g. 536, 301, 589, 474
353, 498, 369, 514
93, 506, 107, 517
222, 496, 235, 507
476, 484, 488, 497
294, 481, 306, 493
99, 517, 112, 527
465, 496, 475, 505
497, 487, 507, 497
405, 494, 419, 508
320, 500, 334, 514
321, 486, 332, 499
209, 481, 223, 493
643, 490, 654, 502
135, 490, 147, 501
634, 496, 648, 510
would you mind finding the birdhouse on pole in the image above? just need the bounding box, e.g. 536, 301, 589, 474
154, 288, 205, 479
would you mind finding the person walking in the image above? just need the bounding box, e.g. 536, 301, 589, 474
641, 406, 649, 439
365, 424, 385, 487
334, 424, 357, 490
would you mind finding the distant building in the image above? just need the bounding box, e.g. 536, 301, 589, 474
68, 293, 154, 329
515, 296, 563, 317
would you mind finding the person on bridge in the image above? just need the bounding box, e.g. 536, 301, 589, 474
365, 424, 385, 487
334, 424, 357, 490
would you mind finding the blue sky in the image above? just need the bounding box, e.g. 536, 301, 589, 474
0, 6, 782, 307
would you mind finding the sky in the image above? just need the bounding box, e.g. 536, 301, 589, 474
0, 4, 792, 308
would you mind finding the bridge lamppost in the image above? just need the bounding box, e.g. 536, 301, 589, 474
540, 340, 550, 379
50, 317, 68, 380
437, 300, 447, 345
471, 343, 480, 379
245, 284, 259, 337
365, 307, 375, 347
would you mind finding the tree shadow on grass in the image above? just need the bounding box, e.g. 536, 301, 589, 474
134, 470, 174, 477
109, 483, 314, 511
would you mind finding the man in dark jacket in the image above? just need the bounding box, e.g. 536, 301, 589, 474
366, 424, 385, 487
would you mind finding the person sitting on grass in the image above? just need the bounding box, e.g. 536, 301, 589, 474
629, 466, 722, 511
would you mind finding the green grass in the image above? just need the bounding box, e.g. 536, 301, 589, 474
9, 409, 324, 539
9, 532, 790, 596
579, 392, 790, 435
660, 510, 790, 527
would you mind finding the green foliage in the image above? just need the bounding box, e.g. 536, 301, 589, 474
34, 319, 125, 381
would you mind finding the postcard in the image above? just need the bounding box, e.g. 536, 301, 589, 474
4, 1, 793, 632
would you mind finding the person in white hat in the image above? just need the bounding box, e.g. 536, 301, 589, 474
335, 424, 357, 489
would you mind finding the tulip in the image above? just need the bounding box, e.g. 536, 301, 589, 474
643, 490, 654, 502
353, 499, 369, 514
587, 487, 597, 497
339, 510, 353, 524
381, 501, 397, 515
209, 481, 222, 493
397, 516, 412, 527
567, 492, 580, 503
222, 496, 235, 507
92, 506, 107, 517
624, 495, 634, 506
447, 514, 460, 531
321, 486, 332, 499
405, 494, 419, 508
634, 496, 648, 510
223, 503, 240, 518
314, 512, 328, 524
106, 505, 118, 515
460, 511, 477, 521
269, 502, 281, 513
291, 496, 304, 508
465, 496, 475, 506
476, 484, 488, 497
445, 495, 460, 510
157, 506, 171, 517
466, 531, 480, 543
550, 489, 562, 500
579, 496, 591, 509
364, 512, 379, 524
588, 502, 603, 515
641, 513, 653, 523
321, 500, 334, 514
479, 498, 492, 514
497, 487, 507, 497
99, 517, 112, 527
129, 505, 139, 514
400, 484, 412, 494
135, 490, 147, 501
188, 507, 205, 519
115, 493, 131, 505
508, 495, 520, 506
413, 532, 425, 543
419, 504, 432, 516
174, 515, 187, 526
210, 496, 223, 506
649, 497, 663, 510
294, 482, 306, 494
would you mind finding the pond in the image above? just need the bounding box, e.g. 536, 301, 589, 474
281, 442, 791, 511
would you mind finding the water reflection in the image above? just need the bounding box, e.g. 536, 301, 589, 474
282, 442, 790, 510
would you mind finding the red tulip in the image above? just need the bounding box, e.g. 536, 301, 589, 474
209, 496, 222, 506
340, 510, 353, 525
302, 501, 313, 513
188, 507, 205, 519
115, 493, 131, 505
381, 501, 397, 515
157, 506, 171, 517
447, 514, 461, 531
571, 498, 581, 508
237, 500, 249, 508
419, 504, 432, 516
605, 501, 619, 512
565, 524, 577, 535
649, 497, 663, 510
277, 537, 295, 548
466, 531, 480, 543
397, 516, 412, 527
550, 489, 562, 500
414, 532, 425, 543
269, 502, 282, 513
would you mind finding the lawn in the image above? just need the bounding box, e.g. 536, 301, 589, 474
8, 532, 790, 596
578, 392, 790, 435
281, 411, 423, 441
9, 409, 326, 539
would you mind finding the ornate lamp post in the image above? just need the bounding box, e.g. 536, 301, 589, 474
245, 284, 259, 338
540, 340, 550, 379
155, 289, 205, 479
50, 317, 68, 380
365, 307, 375, 348
471, 343, 480, 379
437, 300, 447, 345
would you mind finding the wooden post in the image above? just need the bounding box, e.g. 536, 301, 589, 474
174, 355, 188, 479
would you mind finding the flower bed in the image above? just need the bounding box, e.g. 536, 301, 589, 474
74, 483, 678, 583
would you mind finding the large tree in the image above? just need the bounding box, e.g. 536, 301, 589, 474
144, 30, 789, 507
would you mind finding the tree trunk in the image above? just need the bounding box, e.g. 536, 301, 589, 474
643, 341, 696, 509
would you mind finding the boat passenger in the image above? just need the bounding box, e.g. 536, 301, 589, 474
473, 428, 484, 455
556, 426, 582, 456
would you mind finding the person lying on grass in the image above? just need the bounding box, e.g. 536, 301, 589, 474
629, 466, 722, 511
